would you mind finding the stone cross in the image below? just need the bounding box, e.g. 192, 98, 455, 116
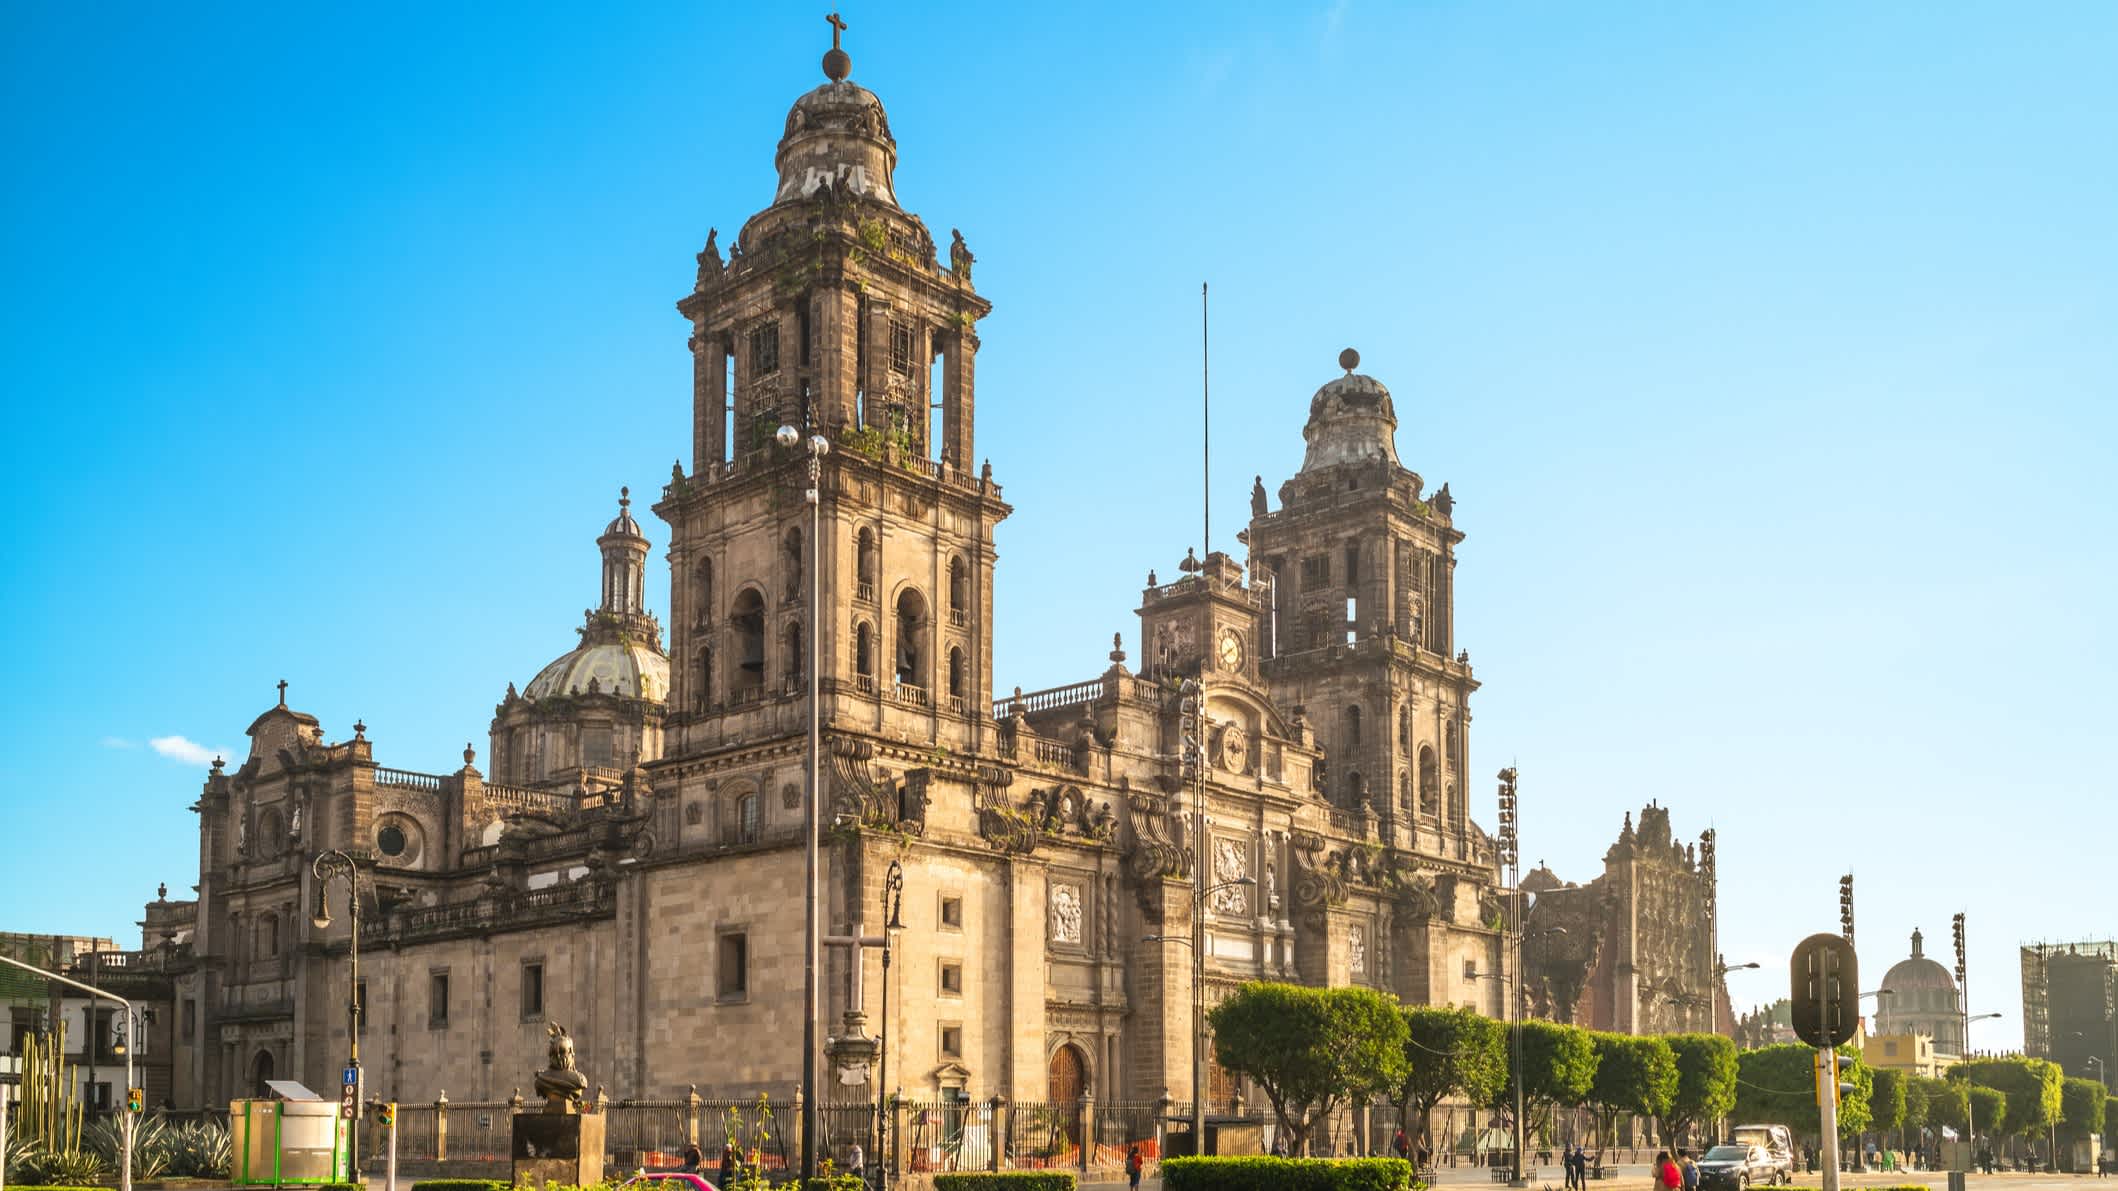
826, 11, 847, 49
276, 678, 288, 706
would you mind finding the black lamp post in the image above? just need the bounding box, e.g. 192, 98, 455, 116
874, 859, 904, 1190
311, 849, 363, 1181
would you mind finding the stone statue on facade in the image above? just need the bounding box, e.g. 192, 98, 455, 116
950, 228, 975, 282
1250, 475, 1267, 518
534, 1022, 589, 1113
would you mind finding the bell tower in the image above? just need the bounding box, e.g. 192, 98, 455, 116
654, 27, 1009, 766
1247, 349, 1480, 860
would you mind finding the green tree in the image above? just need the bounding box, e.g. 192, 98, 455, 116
1209, 982, 1408, 1156
2059, 1077, 2106, 1141
1916, 1075, 1968, 1134
1498, 1021, 1598, 1146
1584, 1032, 1677, 1147
1955, 1057, 2062, 1140
1967, 1086, 2007, 1138
1663, 1034, 1738, 1147
1731, 1044, 1872, 1138
1868, 1068, 1907, 1136
1394, 1006, 1508, 1156
1900, 1074, 1930, 1137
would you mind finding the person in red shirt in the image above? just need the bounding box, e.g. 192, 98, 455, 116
1658, 1151, 1683, 1190
1126, 1144, 1145, 1190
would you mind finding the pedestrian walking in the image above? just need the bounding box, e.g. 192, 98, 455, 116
718, 1142, 736, 1188
1394, 1127, 1411, 1162
1680, 1148, 1699, 1191
1127, 1143, 1145, 1190
1657, 1151, 1682, 1191
847, 1141, 865, 1181
679, 1142, 702, 1173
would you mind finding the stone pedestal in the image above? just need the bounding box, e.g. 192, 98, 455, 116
512, 1112, 606, 1189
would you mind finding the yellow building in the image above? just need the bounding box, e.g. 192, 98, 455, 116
1863, 1031, 1951, 1079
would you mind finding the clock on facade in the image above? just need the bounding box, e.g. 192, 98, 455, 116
1217, 628, 1244, 671
1219, 722, 1249, 773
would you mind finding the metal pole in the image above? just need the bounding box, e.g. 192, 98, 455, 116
1818, 1046, 1841, 1191
350, 868, 362, 1182
0, 955, 134, 1191
800, 431, 826, 1185
386, 1108, 398, 1191
1201, 282, 1210, 561
1511, 871, 1525, 1185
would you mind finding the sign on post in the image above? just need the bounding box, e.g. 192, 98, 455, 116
1789, 933, 1859, 1047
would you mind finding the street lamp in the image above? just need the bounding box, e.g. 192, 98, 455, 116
776, 419, 830, 1185
1710, 959, 1760, 1036
311, 849, 364, 1181
1961, 1011, 2002, 1158
1143, 874, 1254, 1157
873, 860, 904, 1191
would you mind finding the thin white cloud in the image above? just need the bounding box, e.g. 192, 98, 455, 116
100, 736, 136, 750
149, 735, 222, 766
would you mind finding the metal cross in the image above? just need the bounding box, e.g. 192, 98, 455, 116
826, 12, 847, 50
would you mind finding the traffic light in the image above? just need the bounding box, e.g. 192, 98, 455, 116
1813, 1052, 1858, 1107
1838, 874, 1855, 943
1790, 931, 1860, 1047
375, 1101, 396, 1129
125, 1087, 144, 1114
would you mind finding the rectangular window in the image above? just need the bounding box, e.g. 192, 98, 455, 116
750, 323, 780, 375
1462, 959, 1478, 982
1884, 1040, 1898, 1056
718, 931, 748, 1000
356, 981, 369, 1035
939, 895, 963, 930
1300, 555, 1328, 589
939, 961, 963, 996
890, 319, 915, 376
181, 998, 197, 1041
940, 1023, 963, 1059
522, 961, 545, 1019
428, 971, 449, 1029
1344, 542, 1361, 585
582, 725, 614, 769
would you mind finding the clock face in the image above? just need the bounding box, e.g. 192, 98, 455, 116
1220, 723, 1249, 773
1218, 629, 1244, 670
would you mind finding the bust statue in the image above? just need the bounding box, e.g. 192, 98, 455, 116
534, 1022, 589, 1113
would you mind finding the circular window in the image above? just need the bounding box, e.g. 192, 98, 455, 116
377, 825, 408, 857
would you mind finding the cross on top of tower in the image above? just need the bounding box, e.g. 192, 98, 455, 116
276, 678, 287, 706
822, 12, 851, 81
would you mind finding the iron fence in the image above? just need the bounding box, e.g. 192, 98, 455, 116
606, 1100, 690, 1159
1095, 1100, 1164, 1167
904, 1098, 995, 1172
1005, 1099, 1080, 1169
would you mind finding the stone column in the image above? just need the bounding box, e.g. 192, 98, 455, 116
692, 324, 727, 470
434, 1091, 449, 1162
941, 329, 977, 472
1080, 1090, 1095, 1173
988, 1095, 1007, 1173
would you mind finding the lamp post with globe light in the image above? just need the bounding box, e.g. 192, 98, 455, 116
775, 419, 831, 1184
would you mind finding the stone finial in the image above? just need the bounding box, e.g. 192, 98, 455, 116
463, 743, 476, 766
156, 882, 168, 901
276, 678, 288, 707
211, 755, 225, 773
822, 11, 851, 80
1109, 632, 1126, 664
1146, 569, 1157, 587
353, 720, 367, 740
1339, 347, 1360, 373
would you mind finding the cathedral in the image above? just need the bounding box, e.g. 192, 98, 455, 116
149, 36, 1518, 1114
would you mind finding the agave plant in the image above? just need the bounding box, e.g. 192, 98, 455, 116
166, 1118, 235, 1178
22, 1144, 111, 1185
4, 1135, 48, 1183
87, 1112, 175, 1180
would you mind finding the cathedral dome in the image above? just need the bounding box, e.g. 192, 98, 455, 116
1299, 348, 1401, 474
772, 79, 899, 208
524, 638, 669, 702
1882, 929, 1957, 994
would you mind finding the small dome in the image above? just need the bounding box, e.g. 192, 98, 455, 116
773, 80, 899, 207
602, 486, 644, 541
1880, 928, 1957, 991
525, 640, 669, 702
1300, 350, 1400, 473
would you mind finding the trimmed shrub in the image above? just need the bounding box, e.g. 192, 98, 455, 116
413, 1181, 512, 1191
932, 1174, 1080, 1191
1161, 1155, 1417, 1191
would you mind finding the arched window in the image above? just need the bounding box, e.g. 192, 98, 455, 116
731, 588, 766, 700
1397, 704, 1410, 749
1418, 746, 1440, 819
694, 647, 714, 710
1345, 705, 1362, 749
784, 622, 805, 683
258, 913, 278, 960
1447, 781, 1464, 828
895, 588, 928, 688
948, 555, 969, 623
257, 809, 283, 857
1398, 770, 1411, 811
855, 527, 878, 600
854, 621, 875, 688
948, 646, 966, 702
692, 557, 714, 628
1446, 722, 1461, 765
782, 528, 803, 603
1347, 770, 1365, 807
735, 793, 759, 844
250, 1049, 276, 1099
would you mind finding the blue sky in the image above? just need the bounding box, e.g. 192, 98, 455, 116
4, 3, 2112, 1050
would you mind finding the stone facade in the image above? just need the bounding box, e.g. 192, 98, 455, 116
147, 40, 1511, 1112
1519, 803, 1731, 1035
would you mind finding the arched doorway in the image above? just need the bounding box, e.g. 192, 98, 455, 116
1047, 1043, 1088, 1147
250, 1049, 275, 1098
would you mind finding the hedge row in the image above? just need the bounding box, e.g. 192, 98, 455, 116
932, 1173, 1080, 1191
1160, 1156, 1417, 1191
412, 1181, 511, 1191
